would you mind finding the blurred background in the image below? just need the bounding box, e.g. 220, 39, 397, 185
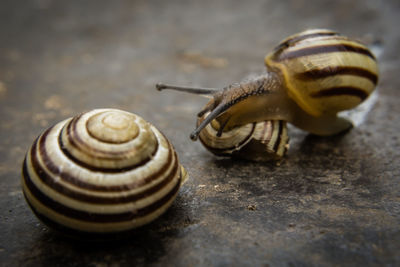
1, 0, 399, 266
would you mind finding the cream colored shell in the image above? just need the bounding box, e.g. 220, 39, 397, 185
198, 112, 289, 161
265, 29, 378, 117
22, 108, 187, 235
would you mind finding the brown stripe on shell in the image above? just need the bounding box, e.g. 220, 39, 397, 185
23, 159, 182, 223
199, 122, 257, 153
275, 43, 376, 61
34, 127, 172, 191
66, 115, 148, 158
295, 66, 378, 85
22, 195, 130, 238
60, 125, 159, 173
273, 31, 338, 52
272, 121, 283, 152
310, 86, 369, 100
29, 135, 179, 202
84, 111, 135, 144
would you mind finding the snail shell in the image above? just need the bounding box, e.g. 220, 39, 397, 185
197, 112, 289, 161
265, 29, 378, 117
157, 29, 379, 139
22, 108, 187, 235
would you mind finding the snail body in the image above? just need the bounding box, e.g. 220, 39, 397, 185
156, 29, 378, 141
22, 109, 187, 235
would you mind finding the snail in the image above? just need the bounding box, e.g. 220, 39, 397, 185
22, 108, 188, 235
156, 29, 379, 143
197, 112, 289, 161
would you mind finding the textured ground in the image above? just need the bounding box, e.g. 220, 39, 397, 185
0, 0, 399, 266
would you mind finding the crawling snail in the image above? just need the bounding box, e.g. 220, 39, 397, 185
157, 29, 378, 148
22, 108, 187, 236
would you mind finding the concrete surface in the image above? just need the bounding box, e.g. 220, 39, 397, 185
0, 0, 399, 266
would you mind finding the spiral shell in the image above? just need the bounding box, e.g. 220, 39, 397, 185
265, 29, 378, 117
157, 29, 379, 141
197, 112, 289, 161
22, 109, 187, 235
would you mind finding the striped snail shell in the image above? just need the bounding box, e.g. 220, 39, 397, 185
156, 29, 379, 140
265, 28, 378, 118
197, 112, 289, 161
22, 108, 188, 235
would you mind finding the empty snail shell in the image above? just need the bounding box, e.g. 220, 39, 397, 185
22, 108, 188, 235
198, 112, 289, 161
157, 29, 379, 141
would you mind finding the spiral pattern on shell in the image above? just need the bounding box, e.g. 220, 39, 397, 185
265, 29, 378, 117
198, 112, 289, 161
22, 108, 187, 235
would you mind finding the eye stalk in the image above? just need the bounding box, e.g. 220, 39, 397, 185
156, 29, 379, 153
155, 83, 230, 140
156, 83, 218, 96
156, 74, 283, 141
190, 102, 228, 140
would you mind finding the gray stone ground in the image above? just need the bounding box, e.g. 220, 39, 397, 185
0, 0, 399, 266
